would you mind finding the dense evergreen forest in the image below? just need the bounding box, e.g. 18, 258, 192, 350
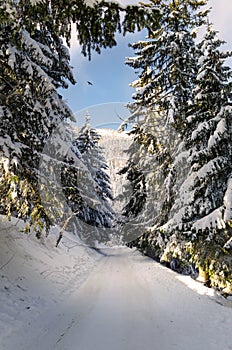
1, 0, 232, 294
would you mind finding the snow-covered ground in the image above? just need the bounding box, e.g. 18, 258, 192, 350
0, 217, 100, 349
1, 217, 232, 350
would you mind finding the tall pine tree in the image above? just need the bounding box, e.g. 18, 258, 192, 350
0, 0, 159, 236
72, 114, 114, 244
120, 0, 207, 247
0, 0, 75, 234
161, 27, 232, 288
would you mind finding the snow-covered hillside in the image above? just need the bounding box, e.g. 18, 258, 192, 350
97, 128, 132, 209
0, 217, 100, 349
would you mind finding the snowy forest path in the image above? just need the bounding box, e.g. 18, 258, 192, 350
6, 247, 232, 350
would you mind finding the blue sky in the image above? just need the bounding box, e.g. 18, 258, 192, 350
60, 0, 232, 129
61, 29, 145, 128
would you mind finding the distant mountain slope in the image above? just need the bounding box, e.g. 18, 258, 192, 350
97, 129, 132, 210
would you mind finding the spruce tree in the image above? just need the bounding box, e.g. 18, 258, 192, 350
119, 125, 147, 214
125, 0, 207, 130
0, 0, 75, 234
161, 27, 232, 285
118, 110, 173, 246
0, 0, 159, 236
71, 114, 114, 244
120, 0, 207, 246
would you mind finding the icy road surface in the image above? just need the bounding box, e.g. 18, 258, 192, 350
4, 247, 232, 350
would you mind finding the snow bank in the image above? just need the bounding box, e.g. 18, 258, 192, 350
0, 216, 100, 348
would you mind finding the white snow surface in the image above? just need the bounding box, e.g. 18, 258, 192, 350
0, 216, 100, 349
1, 217, 232, 350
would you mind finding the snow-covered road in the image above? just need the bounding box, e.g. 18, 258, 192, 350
4, 247, 232, 350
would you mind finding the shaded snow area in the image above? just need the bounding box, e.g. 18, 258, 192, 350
1, 218, 232, 350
